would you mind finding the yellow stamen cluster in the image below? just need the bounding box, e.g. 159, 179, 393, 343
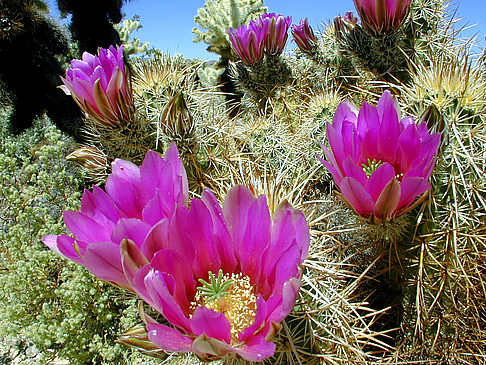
191, 272, 257, 342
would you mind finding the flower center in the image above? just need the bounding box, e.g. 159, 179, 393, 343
362, 158, 384, 177
191, 270, 257, 342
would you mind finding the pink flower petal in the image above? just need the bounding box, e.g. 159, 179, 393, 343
377, 98, 400, 163
339, 177, 375, 215
237, 194, 271, 282
367, 162, 396, 201
233, 334, 276, 361
105, 159, 145, 218
239, 295, 268, 342
223, 185, 255, 243
268, 201, 309, 263
147, 322, 193, 352
281, 277, 301, 317
120, 238, 149, 286
357, 101, 379, 135
185, 199, 221, 278
265, 246, 300, 299
142, 269, 192, 332
373, 178, 401, 221
80, 185, 122, 223
140, 145, 188, 215
317, 155, 343, 184
190, 306, 231, 344
140, 218, 170, 260
326, 124, 346, 171
42, 234, 84, 265
201, 190, 237, 274
150, 249, 196, 313
111, 218, 151, 247
398, 177, 431, 210
342, 157, 368, 186
398, 124, 420, 173
83, 241, 129, 286
63, 210, 111, 243
332, 100, 358, 132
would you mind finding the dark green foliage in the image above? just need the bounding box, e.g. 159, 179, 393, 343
0, 0, 84, 138
57, 0, 127, 54
0, 113, 156, 364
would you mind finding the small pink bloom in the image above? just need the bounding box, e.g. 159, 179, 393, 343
228, 22, 266, 65
258, 13, 292, 55
291, 18, 318, 53
318, 91, 441, 222
228, 13, 291, 64
128, 185, 309, 361
42, 143, 188, 290
61, 45, 133, 126
353, 0, 412, 33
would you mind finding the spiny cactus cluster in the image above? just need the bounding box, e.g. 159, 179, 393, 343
1, 0, 485, 363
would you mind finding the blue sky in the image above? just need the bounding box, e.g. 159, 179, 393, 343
46, 0, 485, 60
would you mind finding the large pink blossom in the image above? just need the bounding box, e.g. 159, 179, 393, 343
353, 0, 412, 33
42, 143, 188, 290
318, 91, 441, 222
123, 185, 309, 361
62, 45, 133, 126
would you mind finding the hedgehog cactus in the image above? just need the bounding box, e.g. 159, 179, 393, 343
229, 12, 293, 109
29, 0, 486, 364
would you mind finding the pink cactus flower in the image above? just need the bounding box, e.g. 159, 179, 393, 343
125, 185, 309, 361
334, 11, 358, 37
353, 0, 412, 33
228, 13, 291, 63
42, 143, 188, 290
318, 91, 441, 223
292, 18, 318, 53
258, 13, 292, 55
61, 45, 133, 127
228, 22, 266, 65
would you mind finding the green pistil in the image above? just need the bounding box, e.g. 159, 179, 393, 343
197, 269, 233, 301
362, 159, 384, 177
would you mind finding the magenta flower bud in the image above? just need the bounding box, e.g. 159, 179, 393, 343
228, 22, 265, 65
353, 0, 412, 33
334, 11, 358, 36
61, 45, 133, 127
291, 18, 318, 53
343, 11, 358, 24
42, 143, 189, 291
258, 13, 292, 55
132, 185, 309, 361
318, 91, 441, 223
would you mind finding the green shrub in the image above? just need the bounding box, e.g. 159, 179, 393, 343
0, 112, 156, 364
